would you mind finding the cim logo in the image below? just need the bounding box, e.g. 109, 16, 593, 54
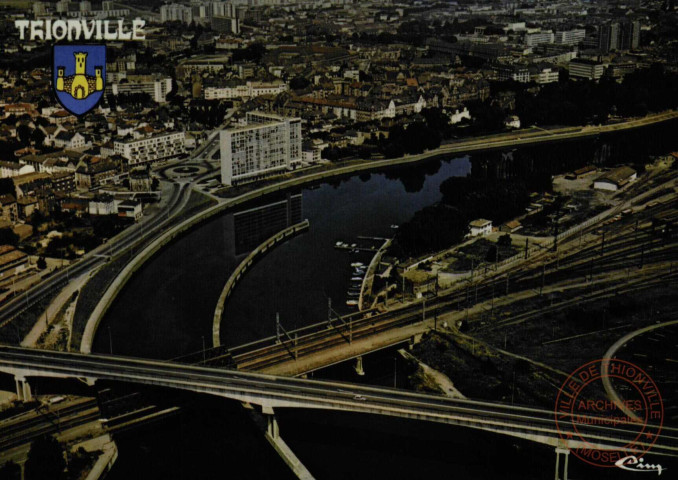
53, 44, 106, 116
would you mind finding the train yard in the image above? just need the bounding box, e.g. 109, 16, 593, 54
184, 171, 678, 378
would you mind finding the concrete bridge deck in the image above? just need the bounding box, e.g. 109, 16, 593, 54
0, 346, 676, 459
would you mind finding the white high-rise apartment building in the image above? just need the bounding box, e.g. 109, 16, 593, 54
160, 3, 193, 23
220, 112, 302, 186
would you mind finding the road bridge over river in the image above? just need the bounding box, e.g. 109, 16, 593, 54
1, 346, 676, 452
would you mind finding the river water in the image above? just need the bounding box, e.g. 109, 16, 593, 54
93, 121, 678, 479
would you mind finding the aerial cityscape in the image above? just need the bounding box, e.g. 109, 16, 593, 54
0, 0, 676, 478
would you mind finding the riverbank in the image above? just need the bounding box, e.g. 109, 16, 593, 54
79, 110, 678, 354
212, 219, 310, 348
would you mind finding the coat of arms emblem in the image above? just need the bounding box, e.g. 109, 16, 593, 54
53, 45, 106, 116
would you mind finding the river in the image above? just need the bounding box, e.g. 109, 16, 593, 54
93, 120, 678, 479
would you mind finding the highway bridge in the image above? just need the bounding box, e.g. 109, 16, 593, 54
0, 346, 676, 465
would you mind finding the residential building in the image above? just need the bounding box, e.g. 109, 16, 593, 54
0, 246, 28, 278
599, 22, 620, 53
220, 112, 302, 186
53, 132, 87, 150
117, 199, 143, 221
569, 59, 605, 81
524, 31, 555, 46
0, 161, 35, 178
110, 77, 173, 103
114, 132, 186, 166
530, 65, 560, 84
619, 21, 641, 51
469, 219, 493, 237
160, 3, 193, 23
75, 159, 118, 189
129, 167, 153, 192
17, 196, 38, 219
203, 81, 287, 100
0, 194, 18, 223
496, 65, 531, 83
88, 195, 116, 215
554, 29, 586, 46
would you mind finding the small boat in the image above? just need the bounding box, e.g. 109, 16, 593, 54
351, 277, 363, 281
347, 292, 360, 297
351, 243, 357, 248
391, 224, 399, 229
354, 268, 365, 274
351, 262, 364, 268
346, 300, 358, 306
335, 241, 342, 247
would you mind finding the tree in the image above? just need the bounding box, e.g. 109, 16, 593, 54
289, 76, 310, 90
498, 234, 512, 247
0, 461, 21, 480
30, 128, 46, 146
0, 228, 19, 246
24, 435, 65, 480
0, 178, 14, 196
17, 125, 32, 146
37, 257, 47, 270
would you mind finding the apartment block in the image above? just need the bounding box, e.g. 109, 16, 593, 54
110, 77, 173, 103
220, 112, 301, 186
114, 132, 186, 166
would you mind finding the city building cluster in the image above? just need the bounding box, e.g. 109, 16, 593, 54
0, 0, 674, 280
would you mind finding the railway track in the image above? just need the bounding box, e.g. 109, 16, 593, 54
198, 198, 678, 373
0, 400, 100, 451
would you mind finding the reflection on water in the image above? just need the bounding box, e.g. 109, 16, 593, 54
95, 121, 678, 480
233, 193, 303, 255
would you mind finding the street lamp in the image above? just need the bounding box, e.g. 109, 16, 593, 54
108, 326, 113, 354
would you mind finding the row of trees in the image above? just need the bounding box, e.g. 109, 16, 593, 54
393, 177, 533, 257
515, 65, 678, 127
0, 435, 64, 480
106, 92, 154, 110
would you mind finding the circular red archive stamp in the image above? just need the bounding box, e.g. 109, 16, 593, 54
554, 359, 663, 468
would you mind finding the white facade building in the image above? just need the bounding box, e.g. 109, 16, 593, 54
114, 132, 185, 166
569, 59, 605, 81
160, 4, 193, 23
110, 78, 173, 103
469, 219, 493, 237
524, 31, 555, 46
554, 29, 586, 46
203, 81, 288, 100
220, 112, 302, 186
531, 66, 560, 84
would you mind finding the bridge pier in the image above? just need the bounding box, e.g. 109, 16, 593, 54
258, 405, 314, 479
354, 356, 365, 376
554, 447, 569, 480
14, 376, 31, 402
266, 413, 279, 439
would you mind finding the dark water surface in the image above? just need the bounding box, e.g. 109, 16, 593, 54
94, 121, 678, 479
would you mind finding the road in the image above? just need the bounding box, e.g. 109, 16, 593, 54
3, 110, 676, 352
0, 346, 675, 456
0, 133, 223, 332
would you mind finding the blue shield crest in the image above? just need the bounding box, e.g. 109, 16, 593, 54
53, 45, 106, 116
